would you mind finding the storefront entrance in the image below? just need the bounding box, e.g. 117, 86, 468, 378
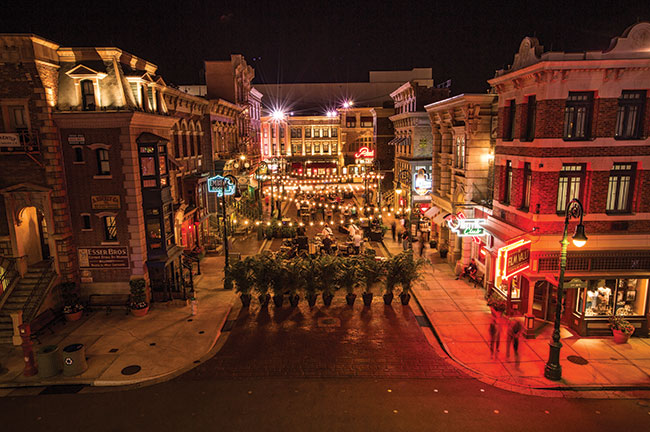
532, 280, 558, 322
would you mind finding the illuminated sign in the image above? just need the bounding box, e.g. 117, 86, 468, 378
495, 240, 531, 281
413, 168, 432, 196
354, 147, 375, 158
207, 175, 236, 196
445, 212, 486, 238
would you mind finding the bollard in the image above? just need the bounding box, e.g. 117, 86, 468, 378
18, 323, 37, 377
190, 298, 198, 315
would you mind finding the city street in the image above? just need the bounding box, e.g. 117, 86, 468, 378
1, 291, 649, 431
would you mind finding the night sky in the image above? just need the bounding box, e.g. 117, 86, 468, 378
2, 1, 649, 94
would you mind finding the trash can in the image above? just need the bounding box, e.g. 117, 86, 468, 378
62, 343, 88, 376
36, 345, 61, 378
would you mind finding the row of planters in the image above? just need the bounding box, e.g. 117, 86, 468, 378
486, 292, 637, 344
59, 278, 150, 320
227, 249, 427, 308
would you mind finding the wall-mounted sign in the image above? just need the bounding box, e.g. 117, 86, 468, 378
208, 175, 236, 196
445, 212, 487, 238
91, 195, 121, 210
68, 134, 85, 145
354, 147, 375, 158
413, 168, 432, 196
495, 240, 531, 282
78, 246, 129, 269
0, 133, 20, 148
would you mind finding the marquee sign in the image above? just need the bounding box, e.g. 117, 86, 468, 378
207, 175, 236, 196
495, 240, 531, 281
354, 147, 375, 158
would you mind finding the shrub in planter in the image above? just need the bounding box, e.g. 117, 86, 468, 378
316, 255, 339, 307
487, 292, 506, 316
359, 249, 385, 307
301, 256, 320, 307
383, 254, 401, 305
251, 252, 274, 307
438, 242, 449, 259
228, 258, 254, 307
337, 256, 360, 306
129, 278, 149, 317
397, 251, 426, 305
609, 315, 635, 343
59, 282, 84, 320
284, 259, 304, 307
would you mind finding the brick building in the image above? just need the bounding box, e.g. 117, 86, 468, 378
486, 23, 650, 336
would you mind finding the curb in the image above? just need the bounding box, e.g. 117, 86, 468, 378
379, 240, 650, 399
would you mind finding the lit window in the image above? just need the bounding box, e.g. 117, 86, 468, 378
96, 149, 110, 175
556, 164, 584, 213
606, 163, 635, 213
102, 216, 117, 241
563, 92, 593, 140
615, 91, 645, 140
81, 80, 96, 111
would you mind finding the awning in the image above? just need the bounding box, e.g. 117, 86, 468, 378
388, 137, 405, 146
423, 206, 440, 219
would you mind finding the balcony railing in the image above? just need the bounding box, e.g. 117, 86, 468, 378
0, 130, 40, 154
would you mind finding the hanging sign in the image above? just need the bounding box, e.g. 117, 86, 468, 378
413, 168, 432, 196
445, 212, 486, 237
354, 147, 375, 158
208, 175, 236, 196
0, 133, 20, 148
91, 195, 121, 210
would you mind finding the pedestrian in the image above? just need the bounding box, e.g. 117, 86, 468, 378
489, 318, 499, 357
353, 231, 362, 254
391, 220, 397, 241
418, 237, 425, 257
506, 317, 522, 358
401, 230, 410, 251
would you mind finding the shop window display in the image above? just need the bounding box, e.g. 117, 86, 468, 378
578, 278, 647, 317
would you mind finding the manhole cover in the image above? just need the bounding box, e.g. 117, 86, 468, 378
317, 317, 340, 327
109, 348, 119, 353
567, 355, 589, 365
121, 365, 142, 376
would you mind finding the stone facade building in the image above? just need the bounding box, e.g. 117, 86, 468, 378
486, 23, 650, 336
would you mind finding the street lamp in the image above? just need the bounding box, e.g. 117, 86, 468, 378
221, 174, 238, 288
544, 198, 587, 381
255, 161, 268, 217
397, 169, 412, 246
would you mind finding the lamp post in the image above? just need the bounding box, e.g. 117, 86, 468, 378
544, 198, 587, 381
397, 169, 412, 246
221, 174, 238, 288
255, 161, 268, 217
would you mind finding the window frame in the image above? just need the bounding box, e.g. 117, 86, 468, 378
80, 79, 96, 111
556, 164, 585, 214
606, 163, 635, 214
503, 160, 513, 205
96, 148, 110, 175
563, 92, 593, 141
503, 100, 516, 141
81, 214, 92, 231
521, 162, 532, 211
102, 215, 118, 242
524, 95, 536, 142
615, 90, 646, 140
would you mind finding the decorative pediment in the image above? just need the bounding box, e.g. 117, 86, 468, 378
511, 37, 543, 71
604, 22, 650, 57
66, 64, 107, 79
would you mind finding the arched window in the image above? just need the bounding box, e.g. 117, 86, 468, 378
81, 80, 96, 111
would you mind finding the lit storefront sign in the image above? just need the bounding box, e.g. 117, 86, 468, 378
413, 168, 432, 197
495, 240, 531, 282
207, 175, 236, 196
354, 147, 375, 158
445, 212, 486, 241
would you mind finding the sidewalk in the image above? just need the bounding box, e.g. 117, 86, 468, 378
0, 255, 235, 390
382, 237, 650, 396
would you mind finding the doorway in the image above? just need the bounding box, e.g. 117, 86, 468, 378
15, 206, 51, 265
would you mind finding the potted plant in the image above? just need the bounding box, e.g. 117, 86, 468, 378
337, 256, 359, 306
269, 257, 288, 308
251, 252, 273, 307
229, 258, 254, 307
397, 251, 427, 305
383, 254, 401, 305
129, 278, 149, 317
609, 315, 635, 343
359, 249, 385, 307
317, 255, 340, 307
439, 242, 449, 259
301, 257, 320, 307
60, 282, 83, 321
284, 259, 304, 307
487, 292, 506, 317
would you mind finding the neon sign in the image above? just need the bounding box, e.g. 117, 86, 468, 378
445, 212, 486, 239
354, 147, 375, 158
413, 168, 432, 196
207, 175, 236, 196
495, 239, 531, 282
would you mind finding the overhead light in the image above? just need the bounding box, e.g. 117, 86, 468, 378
271, 110, 285, 121
572, 224, 588, 248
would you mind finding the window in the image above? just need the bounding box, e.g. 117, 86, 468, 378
524, 95, 536, 141
563, 92, 593, 140
80, 80, 96, 111
522, 163, 532, 211
81, 214, 91, 230
271, 128, 276, 138
280, 127, 285, 138
314, 142, 321, 153
331, 128, 338, 137
322, 128, 329, 138
96, 149, 110, 175
606, 163, 635, 213
305, 141, 312, 154
360, 117, 373, 128
323, 142, 330, 153
504, 100, 516, 141
332, 142, 337, 153
346, 116, 356, 128
9, 106, 27, 129
182, 134, 188, 157
578, 278, 648, 317
615, 90, 645, 139
503, 160, 512, 205
291, 128, 302, 138
455, 136, 465, 169
102, 216, 117, 241
556, 164, 584, 213
305, 128, 311, 138
73, 146, 84, 163
173, 135, 180, 158
196, 135, 202, 156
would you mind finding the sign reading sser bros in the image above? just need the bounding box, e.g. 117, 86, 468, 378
78, 247, 130, 269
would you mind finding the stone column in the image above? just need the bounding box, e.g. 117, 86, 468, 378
10, 311, 23, 346
440, 129, 453, 197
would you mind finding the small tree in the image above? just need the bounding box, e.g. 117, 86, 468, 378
358, 249, 385, 294
396, 251, 427, 295
129, 278, 148, 310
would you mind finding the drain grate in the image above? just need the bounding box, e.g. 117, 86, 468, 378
40, 384, 85, 395
317, 317, 341, 327
109, 348, 119, 353
567, 355, 589, 365
121, 365, 142, 376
